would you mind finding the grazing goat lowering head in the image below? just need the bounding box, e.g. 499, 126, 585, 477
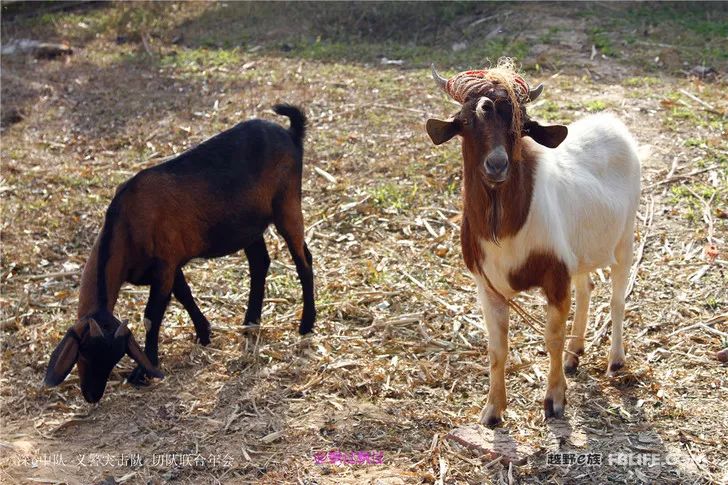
45, 104, 315, 403
45, 310, 162, 403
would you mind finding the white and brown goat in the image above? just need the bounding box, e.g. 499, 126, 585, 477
426, 65, 641, 426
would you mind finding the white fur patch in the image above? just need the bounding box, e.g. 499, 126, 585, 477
476, 113, 641, 291
475, 96, 493, 119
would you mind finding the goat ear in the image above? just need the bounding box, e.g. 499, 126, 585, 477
523, 120, 568, 148
44, 328, 81, 387
426, 118, 460, 145
126, 334, 164, 379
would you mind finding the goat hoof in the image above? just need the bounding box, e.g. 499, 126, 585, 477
298, 319, 315, 336
479, 404, 504, 428
196, 334, 211, 346
607, 360, 624, 377
484, 415, 502, 428
127, 366, 151, 387
564, 357, 579, 376
544, 396, 566, 420
242, 323, 261, 334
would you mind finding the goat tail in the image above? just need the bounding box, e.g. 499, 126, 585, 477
273, 103, 307, 148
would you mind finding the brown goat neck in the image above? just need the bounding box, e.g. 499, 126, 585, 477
460, 139, 539, 274
77, 232, 125, 319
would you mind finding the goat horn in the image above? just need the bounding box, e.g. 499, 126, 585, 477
528, 83, 544, 102
114, 319, 130, 338
431, 64, 448, 92
88, 318, 103, 338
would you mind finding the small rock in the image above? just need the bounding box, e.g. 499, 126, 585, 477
446, 424, 536, 465
688, 65, 717, 79
380, 57, 404, 66
485, 25, 502, 40
451, 41, 468, 52
717, 348, 728, 363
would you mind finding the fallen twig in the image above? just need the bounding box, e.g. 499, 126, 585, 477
313, 166, 337, 184
683, 184, 715, 243
627, 195, 654, 299
643, 165, 718, 191
22, 270, 79, 281
667, 313, 728, 338
679, 89, 723, 116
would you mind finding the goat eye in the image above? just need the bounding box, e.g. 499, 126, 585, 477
496, 102, 512, 116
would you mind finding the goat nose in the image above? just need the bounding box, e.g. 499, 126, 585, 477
484, 146, 509, 179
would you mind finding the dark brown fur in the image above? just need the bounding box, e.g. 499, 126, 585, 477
508, 251, 570, 306
46, 105, 315, 403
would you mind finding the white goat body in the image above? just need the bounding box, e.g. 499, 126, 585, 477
479, 113, 641, 299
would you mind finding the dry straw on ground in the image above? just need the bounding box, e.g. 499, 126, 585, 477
1, 3, 726, 484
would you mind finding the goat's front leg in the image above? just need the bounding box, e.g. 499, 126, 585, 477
476, 280, 510, 427
544, 289, 571, 419
128, 265, 174, 386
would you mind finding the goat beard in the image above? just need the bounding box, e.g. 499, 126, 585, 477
463, 169, 505, 246
482, 178, 504, 244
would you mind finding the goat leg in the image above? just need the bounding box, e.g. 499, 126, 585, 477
242, 237, 270, 327
544, 293, 570, 419
172, 268, 211, 345
128, 266, 173, 386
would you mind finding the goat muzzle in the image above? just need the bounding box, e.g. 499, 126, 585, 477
484, 146, 509, 184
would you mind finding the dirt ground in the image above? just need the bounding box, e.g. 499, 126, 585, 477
1, 2, 726, 484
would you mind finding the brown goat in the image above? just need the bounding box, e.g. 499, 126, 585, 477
45, 104, 316, 402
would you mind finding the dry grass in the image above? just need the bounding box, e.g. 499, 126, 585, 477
1, 3, 726, 484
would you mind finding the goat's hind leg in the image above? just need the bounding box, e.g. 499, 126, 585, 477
173, 268, 212, 345
564, 273, 593, 375
242, 236, 271, 329
273, 199, 315, 335
607, 235, 633, 376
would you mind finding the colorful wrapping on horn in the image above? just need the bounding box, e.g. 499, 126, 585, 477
444, 69, 530, 104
